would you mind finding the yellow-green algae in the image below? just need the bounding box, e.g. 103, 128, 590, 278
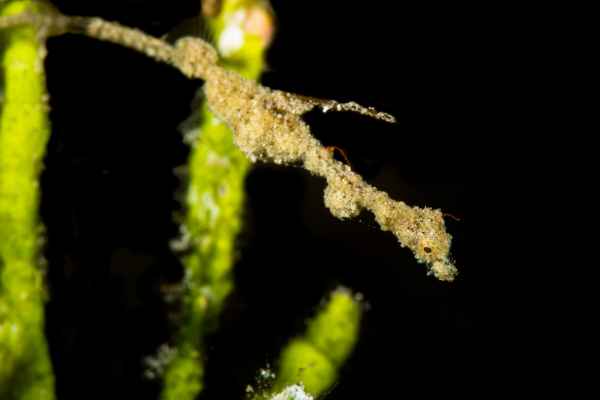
161, 1, 273, 399
272, 288, 362, 397
0, 1, 54, 399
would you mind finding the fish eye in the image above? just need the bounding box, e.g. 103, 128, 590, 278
424, 247, 432, 254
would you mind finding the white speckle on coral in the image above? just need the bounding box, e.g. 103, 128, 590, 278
182, 126, 201, 144
187, 187, 199, 207
270, 385, 313, 400
218, 25, 244, 56
142, 343, 177, 380
259, 367, 276, 380
202, 192, 220, 226
206, 151, 230, 167
169, 225, 191, 253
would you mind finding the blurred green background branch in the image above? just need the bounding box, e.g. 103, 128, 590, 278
161, 1, 274, 399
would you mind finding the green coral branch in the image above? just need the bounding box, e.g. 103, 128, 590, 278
161, 1, 273, 399
272, 288, 362, 397
0, 1, 54, 399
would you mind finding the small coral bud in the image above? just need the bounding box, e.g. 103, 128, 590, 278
244, 4, 274, 45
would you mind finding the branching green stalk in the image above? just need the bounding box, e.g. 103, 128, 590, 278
0, 1, 54, 399
161, 2, 274, 399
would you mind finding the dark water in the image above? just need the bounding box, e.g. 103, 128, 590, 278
38, 1, 472, 399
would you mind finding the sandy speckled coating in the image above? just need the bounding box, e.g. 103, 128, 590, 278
201, 56, 456, 281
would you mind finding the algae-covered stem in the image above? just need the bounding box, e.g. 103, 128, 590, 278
0, 7, 457, 280
271, 288, 363, 397
160, 1, 274, 398
0, 1, 55, 398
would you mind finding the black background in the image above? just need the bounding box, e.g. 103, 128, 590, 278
35, 1, 471, 399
